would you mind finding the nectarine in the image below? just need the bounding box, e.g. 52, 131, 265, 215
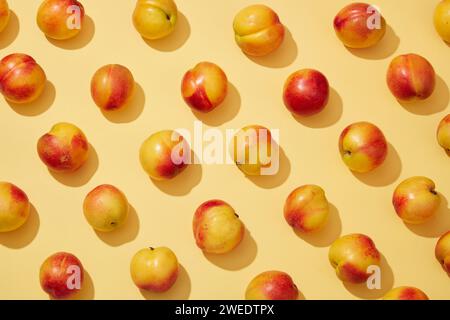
436, 231, 450, 274
133, 0, 178, 40
0, 0, 10, 33
245, 271, 298, 300
0, 182, 30, 232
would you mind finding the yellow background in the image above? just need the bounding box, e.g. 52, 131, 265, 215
0, 0, 449, 300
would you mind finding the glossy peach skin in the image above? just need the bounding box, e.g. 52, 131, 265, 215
0, 182, 30, 232
233, 4, 285, 57
83, 184, 129, 232
140, 130, 189, 180
386, 54, 436, 102
37, 122, 89, 172
37, 0, 85, 40
437, 114, 450, 153
0, 53, 47, 104
435, 231, 450, 274
283, 69, 329, 117
130, 247, 179, 292
91, 64, 135, 111
329, 234, 381, 283
245, 271, 298, 300
392, 177, 440, 224
284, 185, 329, 233
231, 125, 273, 176
181, 62, 228, 113
133, 0, 178, 40
434, 0, 450, 43
193, 200, 244, 254
39, 252, 84, 299
0, 0, 10, 33
333, 3, 386, 49
339, 122, 388, 173
383, 286, 429, 300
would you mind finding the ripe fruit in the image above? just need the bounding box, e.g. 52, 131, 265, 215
37, 122, 89, 172
39, 252, 84, 299
383, 286, 429, 300
339, 122, 388, 173
233, 4, 285, 57
231, 125, 273, 176
181, 62, 228, 113
283, 69, 329, 117
333, 3, 386, 48
193, 200, 244, 254
0, 53, 47, 104
284, 185, 329, 233
37, 0, 85, 40
133, 0, 178, 40
386, 54, 436, 102
434, 0, 450, 43
435, 231, 450, 274
130, 247, 179, 292
437, 114, 450, 153
90, 64, 135, 111
0, 182, 30, 232
245, 271, 299, 300
329, 234, 381, 283
392, 177, 441, 224
83, 184, 129, 232
0, 0, 10, 33
139, 130, 189, 180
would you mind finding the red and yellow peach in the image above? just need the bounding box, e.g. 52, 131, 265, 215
245, 271, 299, 300
0, 53, 47, 104
83, 184, 129, 232
383, 286, 429, 300
233, 4, 285, 57
434, 0, 450, 43
387, 54, 436, 102
130, 246, 179, 292
181, 62, 228, 113
333, 2, 386, 48
435, 231, 450, 274
393, 177, 441, 225
283, 69, 330, 117
193, 200, 244, 254
37, 0, 85, 40
437, 114, 450, 153
0, 0, 10, 33
37, 122, 89, 172
133, 0, 178, 40
329, 234, 381, 283
90, 64, 135, 111
339, 122, 388, 173
0, 182, 30, 232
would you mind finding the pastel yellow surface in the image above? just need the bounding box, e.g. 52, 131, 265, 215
0, 0, 449, 300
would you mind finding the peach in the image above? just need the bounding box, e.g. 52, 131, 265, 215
393, 177, 440, 224
181, 62, 228, 113
0, 0, 10, 33
90, 64, 135, 111
133, 0, 178, 40
0, 53, 47, 104
339, 122, 388, 173
245, 271, 298, 300
435, 231, 450, 274
333, 3, 386, 49
193, 200, 244, 254
0, 182, 30, 232
387, 54, 436, 102
437, 114, 450, 153
383, 286, 429, 300
139, 130, 189, 180
233, 4, 285, 57
37, 0, 85, 40
434, 0, 450, 43
83, 184, 129, 232
39, 252, 84, 299
284, 185, 329, 233
37, 122, 89, 172
231, 125, 273, 176
130, 247, 179, 292
329, 234, 381, 283
283, 69, 330, 117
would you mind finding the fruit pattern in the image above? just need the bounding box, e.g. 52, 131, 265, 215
0, 0, 449, 300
